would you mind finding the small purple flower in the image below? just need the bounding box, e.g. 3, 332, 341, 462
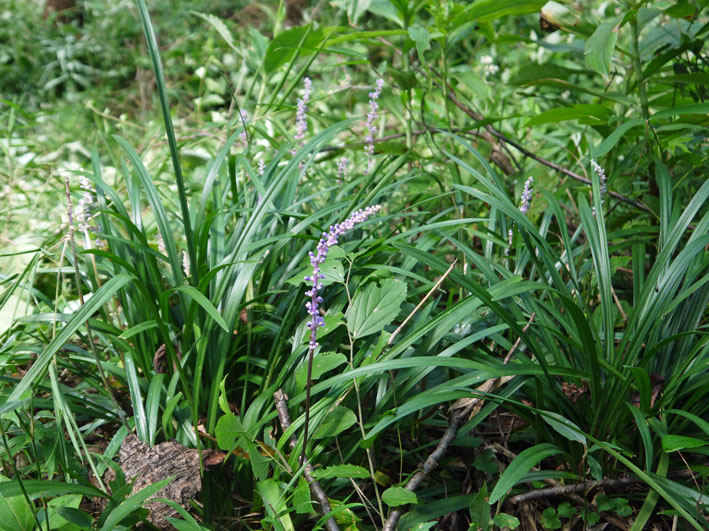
305, 205, 382, 350
336, 156, 349, 184
258, 158, 265, 176
293, 78, 312, 154
519, 176, 533, 214
505, 228, 513, 255
364, 79, 384, 175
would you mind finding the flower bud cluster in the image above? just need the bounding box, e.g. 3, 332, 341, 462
305, 205, 382, 350
480, 55, 499, 76
336, 156, 349, 184
294, 77, 312, 151
364, 79, 384, 174
76, 175, 96, 234
519, 176, 534, 214
590, 159, 607, 195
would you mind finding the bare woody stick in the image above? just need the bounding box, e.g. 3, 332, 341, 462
509, 466, 706, 505
273, 390, 340, 531
383, 314, 536, 531
388, 260, 457, 346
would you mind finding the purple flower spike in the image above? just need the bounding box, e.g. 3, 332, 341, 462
364, 79, 384, 175
293, 77, 312, 155
519, 176, 534, 214
305, 205, 382, 350
336, 156, 349, 185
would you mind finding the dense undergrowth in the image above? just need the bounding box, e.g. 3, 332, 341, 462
1, 0, 708, 529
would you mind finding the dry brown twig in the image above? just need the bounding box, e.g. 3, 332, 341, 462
382, 313, 536, 531
509, 465, 708, 505
273, 390, 340, 531
388, 259, 457, 346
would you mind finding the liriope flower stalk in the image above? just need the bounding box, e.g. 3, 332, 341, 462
301, 205, 382, 463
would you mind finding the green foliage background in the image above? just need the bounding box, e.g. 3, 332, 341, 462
0, 0, 707, 529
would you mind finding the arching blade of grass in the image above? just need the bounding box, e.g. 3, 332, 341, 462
489, 443, 564, 504
99, 476, 175, 531
9, 274, 133, 402
135, 0, 195, 281
112, 135, 183, 288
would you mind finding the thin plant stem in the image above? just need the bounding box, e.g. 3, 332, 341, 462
630, 10, 650, 122
64, 180, 127, 427
344, 260, 385, 527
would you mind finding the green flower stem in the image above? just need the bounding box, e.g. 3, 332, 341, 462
630, 12, 649, 121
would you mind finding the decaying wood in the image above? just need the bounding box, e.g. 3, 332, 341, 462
105, 434, 223, 529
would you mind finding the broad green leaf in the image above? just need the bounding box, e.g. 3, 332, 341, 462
469, 485, 490, 530
292, 477, 313, 514
494, 513, 521, 529
466, 0, 546, 22
489, 444, 562, 504
43, 494, 85, 531
8, 274, 133, 402
585, 19, 620, 77
346, 278, 407, 339
527, 104, 612, 126
264, 24, 325, 73
215, 413, 245, 451
295, 352, 347, 389
345, 0, 372, 24
661, 435, 707, 453
382, 486, 418, 506
256, 478, 295, 531
312, 464, 370, 480
408, 24, 430, 58
541, 507, 562, 529
0, 475, 33, 531
313, 406, 357, 439
539, 1, 582, 32
410, 523, 436, 531
664, 409, 709, 438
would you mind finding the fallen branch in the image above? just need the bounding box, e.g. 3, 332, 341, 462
383, 314, 536, 531
388, 259, 457, 345
509, 466, 707, 505
436, 77, 650, 214
273, 390, 340, 531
